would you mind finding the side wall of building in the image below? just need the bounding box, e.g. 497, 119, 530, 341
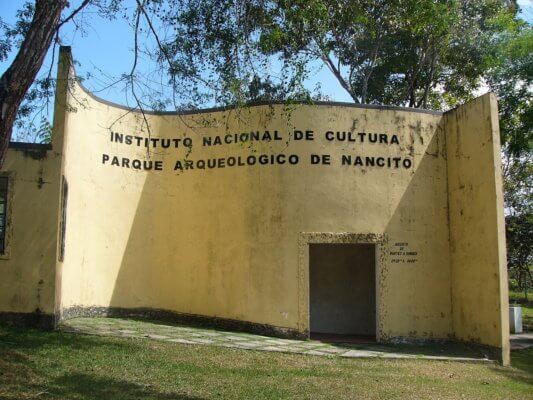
445, 93, 510, 364
0, 48, 68, 328
0, 145, 61, 327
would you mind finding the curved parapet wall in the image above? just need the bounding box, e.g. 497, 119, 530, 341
60, 73, 451, 334
0, 47, 508, 363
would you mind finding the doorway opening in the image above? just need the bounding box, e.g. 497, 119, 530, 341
309, 243, 376, 343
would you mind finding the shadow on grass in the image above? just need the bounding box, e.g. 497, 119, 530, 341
1, 365, 205, 400
486, 349, 533, 387
47, 373, 204, 400
0, 324, 127, 353
511, 349, 533, 375
320, 341, 491, 359
0, 325, 205, 400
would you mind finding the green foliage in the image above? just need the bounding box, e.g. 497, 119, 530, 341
0, 0, 124, 142
158, 0, 513, 109
1, 1, 36, 52
505, 155, 531, 298
506, 214, 532, 297
3, 0, 525, 139
487, 14, 533, 299
504, 154, 532, 216
35, 116, 52, 143
148, 0, 321, 108
11, 77, 55, 143
487, 18, 532, 157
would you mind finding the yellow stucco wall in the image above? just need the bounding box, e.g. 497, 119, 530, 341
58, 56, 452, 342
0, 145, 61, 316
0, 48, 509, 362
445, 94, 510, 364
0, 48, 69, 323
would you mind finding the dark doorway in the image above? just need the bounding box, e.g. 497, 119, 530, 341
309, 243, 376, 340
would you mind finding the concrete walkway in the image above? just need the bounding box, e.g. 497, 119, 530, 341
511, 332, 533, 350
61, 317, 494, 363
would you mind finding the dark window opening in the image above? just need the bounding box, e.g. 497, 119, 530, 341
0, 177, 8, 254
59, 176, 68, 261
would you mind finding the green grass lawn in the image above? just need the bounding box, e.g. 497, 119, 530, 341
0, 325, 531, 400
509, 291, 533, 331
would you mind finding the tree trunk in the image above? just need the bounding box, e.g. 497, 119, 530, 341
0, 0, 67, 166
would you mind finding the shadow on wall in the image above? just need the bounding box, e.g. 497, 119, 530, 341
106, 152, 262, 323
61, 101, 456, 339
92, 111, 450, 334
101, 109, 297, 327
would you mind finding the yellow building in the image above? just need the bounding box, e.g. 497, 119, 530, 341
0, 47, 510, 364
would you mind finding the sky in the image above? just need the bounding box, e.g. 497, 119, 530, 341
0, 0, 532, 141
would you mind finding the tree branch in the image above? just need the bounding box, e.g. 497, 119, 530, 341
322, 52, 356, 102
57, 0, 91, 30
311, 36, 357, 102
0, 0, 68, 166
127, 2, 153, 158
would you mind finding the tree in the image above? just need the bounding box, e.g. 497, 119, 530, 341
155, 0, 513, 109
505, 199, 532, 300
0, 1, 527, 158
486, 15, 533, 299
486, 13, 532, 158
0, 0, 71, 165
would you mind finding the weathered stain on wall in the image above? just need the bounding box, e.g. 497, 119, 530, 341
0, 145, 61, 320
445, 94, 510, 365
57, 54, 451, 340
